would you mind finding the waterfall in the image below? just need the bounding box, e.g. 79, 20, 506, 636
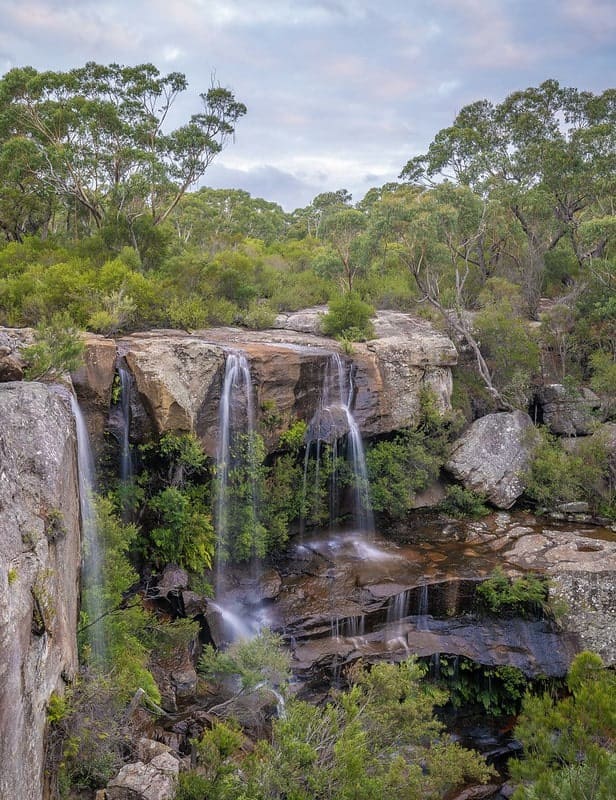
304, 353, 373, 532
387, 589, 411, 624
215, 351, 258, 583
417, 584, 429, 631
70, 395, 105, 661
118, 367, 133, 487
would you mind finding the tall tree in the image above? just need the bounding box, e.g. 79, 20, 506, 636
0, 62, 246, 241
401, 80, 616, 316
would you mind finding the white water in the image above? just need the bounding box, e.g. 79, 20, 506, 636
70, 395, 106, 661
417, 584, 430, 631
209, 601, 259, 642
303, 353, 373, 532
215, 352, 257, 575
387, 589, 412, 624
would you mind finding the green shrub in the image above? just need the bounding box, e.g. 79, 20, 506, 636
524, 433, 571, 507
320, 293, 375, 340
475, 567, 549, 618
511, 651, 616, 799
241, 299, 276, 330
22, 312, 84, 380
277, 419, 308, 452
148, 486, 216, 572
440, 485, 489, 518
366, 430, 441, 519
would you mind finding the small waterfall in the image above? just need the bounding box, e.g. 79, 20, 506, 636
70, 395, 105, 661
118, 367, 134, 487
215, 351, 259, 590
387, 589, 412, 624
417, 584, 429, 631
303, 353, 373, 532
209, 601, 257, 642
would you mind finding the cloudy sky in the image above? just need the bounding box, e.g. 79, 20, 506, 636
1, 0, 614, 210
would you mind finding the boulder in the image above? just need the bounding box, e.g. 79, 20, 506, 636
0, 382, 81, 800
446, 411, 538, 509
0, 353, 24, 381
273, 306, 326, 334
0, 326, 33, 382
106, 752, 179, 800
537, 383, 601, 436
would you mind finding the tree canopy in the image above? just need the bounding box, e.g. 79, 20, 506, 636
0, 62, 246, 243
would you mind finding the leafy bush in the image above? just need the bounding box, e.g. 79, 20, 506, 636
475, 567, 549, 618
241, 299, 276, 330
366, 430, 441, 518
148, 486, 215, 572
22, 312, 84, 380
277, 419, 308, 452
523, 430, 580, 507
437, 656, 530, 716
224, 658, 494, 800
320, 293, 375, 340
440, 485, 489, 518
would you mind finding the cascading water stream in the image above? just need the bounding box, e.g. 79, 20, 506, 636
302, 352, 373, 533
214, 352, 260, 637
70, 394, 106, 661
118, 367, 134, 488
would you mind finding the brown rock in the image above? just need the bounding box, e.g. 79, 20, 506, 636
0, 354, 23, 381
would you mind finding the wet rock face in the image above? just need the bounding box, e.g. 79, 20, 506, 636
446, 411, 539, 509
0, 382, 80, 800
216, 523, 581, 687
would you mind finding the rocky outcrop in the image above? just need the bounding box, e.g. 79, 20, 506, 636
94, 312, 458, 456
536, 384, 601, 436
0, 382, 81, 800
214, 523, 580, 685
500, 525, 616, 666
446, 411, 539, 508
105, 742, 180, 800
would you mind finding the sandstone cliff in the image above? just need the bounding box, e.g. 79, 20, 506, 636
0, 382, 81, 800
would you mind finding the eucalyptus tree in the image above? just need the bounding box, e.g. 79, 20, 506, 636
401, 80, 616, 316
172, 187, 289, 250
0, 62, 246, 246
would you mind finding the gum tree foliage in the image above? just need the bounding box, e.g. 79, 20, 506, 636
0, 62, 246, 243
401, 80, 616, 317
511, 651, 616, 799
192, 646, 494, 800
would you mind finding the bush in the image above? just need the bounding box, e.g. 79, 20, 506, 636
440, 485, 489, 518
525, 438, 574, 506
22, 312, 84, 380
511, 651, 616, 799
320, 293, 375, 340
241, 299, 276, 330
475, 567, 549, 618
366, 430, 441, 519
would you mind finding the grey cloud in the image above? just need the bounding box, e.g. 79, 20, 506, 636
1, 0, 614, 209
